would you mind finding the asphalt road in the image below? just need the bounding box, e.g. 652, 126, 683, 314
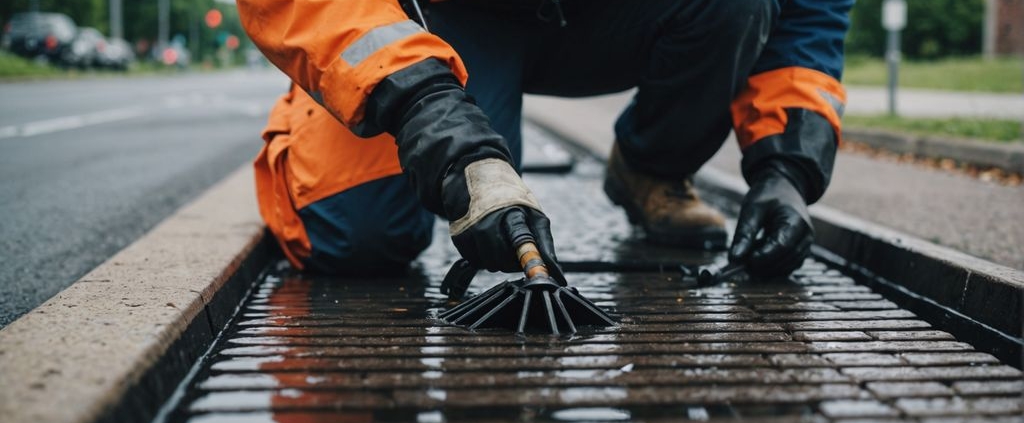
0, 69, 289, 327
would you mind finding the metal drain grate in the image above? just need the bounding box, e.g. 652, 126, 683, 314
162, 125, 1023, 422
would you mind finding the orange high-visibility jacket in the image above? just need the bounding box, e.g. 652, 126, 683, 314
253, 84, 407, 266
238, 0, 848, 267
239, 0, 468, 267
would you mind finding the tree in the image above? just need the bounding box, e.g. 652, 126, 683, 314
848, 0, 986, 59
1, 0, 107, 33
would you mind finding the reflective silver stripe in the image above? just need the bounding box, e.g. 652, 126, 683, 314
817, 88, 846, 117
341, 20, 424, 67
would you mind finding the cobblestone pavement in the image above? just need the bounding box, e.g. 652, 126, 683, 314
164, 126, 1022, 422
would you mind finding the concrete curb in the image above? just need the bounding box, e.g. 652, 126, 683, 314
0, 165, 267, 423
524, 108, 1024, 366
843, 126, 1024, 174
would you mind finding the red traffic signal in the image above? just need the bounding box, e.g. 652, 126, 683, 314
205, 9, 223, 28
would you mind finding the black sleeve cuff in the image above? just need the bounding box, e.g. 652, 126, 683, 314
357, 58, 461, 138
740, 108, 837, 204
365, 59, 512, 216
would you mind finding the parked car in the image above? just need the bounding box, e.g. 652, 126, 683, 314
1, 12, 76, 63
97, 37, 134, 71
60, 27, 105, 68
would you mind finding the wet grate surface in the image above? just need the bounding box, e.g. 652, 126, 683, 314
165, 125, 1023, 422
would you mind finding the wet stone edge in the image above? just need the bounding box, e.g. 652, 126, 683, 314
96, 233, 277, 423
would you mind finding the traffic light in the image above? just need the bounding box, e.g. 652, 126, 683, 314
205, 9, 223, 29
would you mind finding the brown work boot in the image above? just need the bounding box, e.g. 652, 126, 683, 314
603, 143, 727, 249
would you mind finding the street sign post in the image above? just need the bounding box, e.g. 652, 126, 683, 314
883, 0, 907, 116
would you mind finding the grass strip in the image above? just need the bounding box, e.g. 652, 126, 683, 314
844, 114, 1022, 142
0, 51, 59, 78
844, 56, 1023, 93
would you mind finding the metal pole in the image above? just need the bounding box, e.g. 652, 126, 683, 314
158, 0, 170, 48
189, 4, 199, 59
983, 0, 997, 60
109, 0, 123, 39
886, 29, 900, 117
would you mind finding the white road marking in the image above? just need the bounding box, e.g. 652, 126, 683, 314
163, 93, 270, 117
0, 106, 148, 140
0, 93, 272, 141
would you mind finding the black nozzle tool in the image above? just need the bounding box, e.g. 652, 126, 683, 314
441, 259, 478, 300
440, 209, 614, 334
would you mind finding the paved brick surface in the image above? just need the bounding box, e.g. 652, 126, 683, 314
165, 126, 1022, 422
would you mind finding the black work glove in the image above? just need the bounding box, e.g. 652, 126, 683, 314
365, 59, 565, 284
729, 162, 814, 277
442, 157, 567, 285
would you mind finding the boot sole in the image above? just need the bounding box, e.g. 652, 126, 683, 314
604, 173, 728, 251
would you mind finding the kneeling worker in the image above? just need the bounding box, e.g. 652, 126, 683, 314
237, 0, 852, 280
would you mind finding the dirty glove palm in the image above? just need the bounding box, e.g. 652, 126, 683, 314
729, 163, 814, 277
442, 158, 566, 284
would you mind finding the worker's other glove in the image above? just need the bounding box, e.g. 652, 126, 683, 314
442, 157, 567, 285
729, 161, 814, 277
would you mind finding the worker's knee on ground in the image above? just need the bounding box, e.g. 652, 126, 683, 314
302, 220, 433, 276
298, 175, 435, 276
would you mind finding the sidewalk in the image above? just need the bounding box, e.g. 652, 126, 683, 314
845, 86, 1024, 120
523, 92, 1024, 269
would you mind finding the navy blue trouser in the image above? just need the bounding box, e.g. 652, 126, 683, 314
300, 0, 775, 274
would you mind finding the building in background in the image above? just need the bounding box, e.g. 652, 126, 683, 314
987, 0, 1024, 56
